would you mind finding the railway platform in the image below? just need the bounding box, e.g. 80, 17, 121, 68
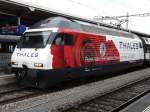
0, 72, 16, 86
120, 92, 150, 112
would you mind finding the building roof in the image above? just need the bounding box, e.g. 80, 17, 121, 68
0, 0, 150, 37
0, 35, 20, 42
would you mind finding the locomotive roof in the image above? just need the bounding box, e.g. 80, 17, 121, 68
30, 17, 135, 38
30, 17, 82, 31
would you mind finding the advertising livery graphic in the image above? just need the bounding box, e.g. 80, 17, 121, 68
51, 35, 120, 69
77, 36, 120, 65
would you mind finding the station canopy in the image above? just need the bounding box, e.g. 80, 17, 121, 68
0, 0, 149, 37
0, 0, 97, 27
0, 0, 61, 26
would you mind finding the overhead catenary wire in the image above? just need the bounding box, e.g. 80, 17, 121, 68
54, 0, 150, 30
65, 0, 112, 17
94, 12, 150, 29
97, 13, 150, 20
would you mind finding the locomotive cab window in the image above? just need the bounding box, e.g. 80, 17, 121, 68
18, 31, 51, 48
54, 33, 74, 45
139, 42, 143, 48
55, 36, 64, 45
63, 34, 74, 45
54, 33, 64, 45
146, 45, 150, 53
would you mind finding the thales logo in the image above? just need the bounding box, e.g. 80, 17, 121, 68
119, 42, 139, 49
16, 52, 38, 57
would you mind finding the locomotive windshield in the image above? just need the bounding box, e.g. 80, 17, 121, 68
17, 31, 51, 48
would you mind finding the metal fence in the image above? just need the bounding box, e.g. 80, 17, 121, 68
0, 53, 12, 72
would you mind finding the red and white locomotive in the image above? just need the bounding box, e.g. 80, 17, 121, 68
11, 17, 150, 88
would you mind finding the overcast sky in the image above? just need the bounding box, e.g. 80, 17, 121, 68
22, 0, 150, 34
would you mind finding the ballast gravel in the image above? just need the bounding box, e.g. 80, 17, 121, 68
1, 68, 150, 112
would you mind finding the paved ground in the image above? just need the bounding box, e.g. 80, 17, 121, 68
120, 92, 150, 112
0, 73, 15, 86
1, 68, 150, 112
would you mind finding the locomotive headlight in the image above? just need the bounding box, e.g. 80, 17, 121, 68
34, 63, 43, 67
12, 62, 18, 65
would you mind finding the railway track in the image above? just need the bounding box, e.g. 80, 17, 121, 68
0, 83, 25, 94
0, 84, 42, 105
0, 67, 148, 109
0, 67, 150, 112
64, 77, 150, 112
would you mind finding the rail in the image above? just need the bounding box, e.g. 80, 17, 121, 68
64, 77, 150, 112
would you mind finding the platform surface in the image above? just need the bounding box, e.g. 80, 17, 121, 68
0, 72, 15, 86
120, 92, 150, 112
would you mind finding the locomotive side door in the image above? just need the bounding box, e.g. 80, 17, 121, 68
63, 33, 76, 68
143, 37, 150, 62
51, 32, 76, 69
145, 44, 150, 61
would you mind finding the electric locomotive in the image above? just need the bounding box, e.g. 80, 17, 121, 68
11, 17, 146, 88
